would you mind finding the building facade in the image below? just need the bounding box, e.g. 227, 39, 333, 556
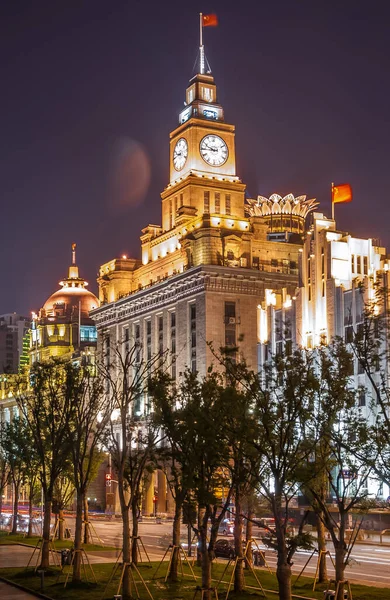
91, 58, 319, 513
0, 313, 30, 374
257, 211, 390, 499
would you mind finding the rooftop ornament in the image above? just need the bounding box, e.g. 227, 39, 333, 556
246, 194, 319, 219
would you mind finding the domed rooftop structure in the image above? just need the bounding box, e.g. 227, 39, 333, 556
41, 244, 99, 318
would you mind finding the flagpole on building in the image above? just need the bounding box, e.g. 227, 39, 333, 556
331, 182, 335, 221
199, 13, 204, 74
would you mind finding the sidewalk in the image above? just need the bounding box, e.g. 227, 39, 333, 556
0, 581, 41, 599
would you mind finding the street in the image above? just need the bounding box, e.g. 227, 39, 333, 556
63, 516, 390, 588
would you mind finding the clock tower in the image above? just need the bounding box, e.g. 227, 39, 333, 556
161, 65, 245, 232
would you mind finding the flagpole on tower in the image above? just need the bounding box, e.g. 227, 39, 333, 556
199, 12, 204, 74
331, 182, 335, 221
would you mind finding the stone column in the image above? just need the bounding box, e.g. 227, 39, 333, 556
144, 476, 154, 517
157, 470, 167, 514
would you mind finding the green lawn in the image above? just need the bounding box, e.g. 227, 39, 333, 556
0, 532, 117, 552
0, 560, 388, 600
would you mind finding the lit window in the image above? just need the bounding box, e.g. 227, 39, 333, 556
80, 326, 97, 342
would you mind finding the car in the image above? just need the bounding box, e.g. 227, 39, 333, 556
218, 519, 234, 535
214, 539, 236, 559
214, 538, 252, 560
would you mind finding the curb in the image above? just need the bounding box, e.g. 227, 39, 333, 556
0, 575, 53, 600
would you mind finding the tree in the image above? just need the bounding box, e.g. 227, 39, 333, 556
52, 474, 74, 540
3, 417, 26, 533
102, 338, 164, 600
348, 280, 390, 490
152, 370, 234, 600
149, 371, 192, 582
230, 350, 317, 600
303, 340, 375, 600
65, 365, 111, 582
15, 359, 74, 568
217, 362, 261, 593
0, 423, 10, 518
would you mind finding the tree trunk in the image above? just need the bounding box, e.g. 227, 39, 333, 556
58, 508, 64, 541
316, 513, 328, 582
121, 502, 132, 600
334, 541, 346, 600
12, 481, 19, 534
168, 501, 182, 582
72, 492, 83, 582
276, 561, 292, 600
234, 494, 244, 592
27, 484, 34, 537
131, 496, 140, 565
197, 506, 206, 567
40, 498, 52, 569
83, 495, 90, 544
200, 528, 212, 600
245, 508, 253, 569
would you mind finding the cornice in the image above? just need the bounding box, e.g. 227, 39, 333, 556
91, 265, 297, 329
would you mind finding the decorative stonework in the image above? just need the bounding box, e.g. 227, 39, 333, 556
246, 194, 319, 218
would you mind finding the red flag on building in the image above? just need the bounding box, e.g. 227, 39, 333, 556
332, 183, 353, 204
202, 14, 218, 27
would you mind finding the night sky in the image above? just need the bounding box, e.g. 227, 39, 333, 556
1, 1, 390, 316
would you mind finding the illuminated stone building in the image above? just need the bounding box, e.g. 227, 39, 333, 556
0, 246, 101, 512
257, 211, 390, 498
30, 244, 99, 365
91, 54, 318, 513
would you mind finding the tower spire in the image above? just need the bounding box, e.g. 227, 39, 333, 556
199, 13, 205, 75
68, 242, 80, 280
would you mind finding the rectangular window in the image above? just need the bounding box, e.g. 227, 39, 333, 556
224, 301, 236, 322
358, 389, 366, 407
190, 304, 196, 321
180, 193, 184, 206
134, 324, 141, 364
215, 192, 220, 213
351, 254, 355, 273
146, 320, 152, 365
80, 326, 97, 342
345, 325, 354, 343
170, 311, 176, 379
158, 316, 164, 367
363, 256, 368, 275
189, 304, 197, 373
225, 194, 231, 215
225, 328, 236, 347
174, 196, 178, 219
204, 191, 210, 213
357, 256, 362, 274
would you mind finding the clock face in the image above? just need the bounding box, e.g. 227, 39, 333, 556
173, 138, 188, 171
200, 135, 228, 166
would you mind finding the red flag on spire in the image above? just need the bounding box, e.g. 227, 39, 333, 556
202, 14, 218, 27
332, 183, 353, 204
